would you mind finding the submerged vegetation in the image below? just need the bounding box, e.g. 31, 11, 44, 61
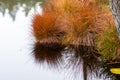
32, 0, 120, 80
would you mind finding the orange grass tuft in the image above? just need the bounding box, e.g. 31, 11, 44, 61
42, 0, 103, 47
32, 0, 111, 47
32, 12, 60, 43
32, 12, 57, 39
32, 12, 69, 44
63, 1, 100, 46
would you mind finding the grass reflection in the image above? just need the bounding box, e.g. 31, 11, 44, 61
32, 43, 120, 80
65, 45, 101, 80
32, 42, 65, 68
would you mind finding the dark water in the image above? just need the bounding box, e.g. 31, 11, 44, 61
0, 1, 119, 80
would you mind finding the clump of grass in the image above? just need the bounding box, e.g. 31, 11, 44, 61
95, 18, 120, 61
32, 12, 57, 41
32, 12, 68, 44
62, 0, 99, 46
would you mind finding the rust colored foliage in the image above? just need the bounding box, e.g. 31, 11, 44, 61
32, 12, 62, 43
64, 0, 99, 46
71, 4, 98, 35
32, 0, 114, 47
42, 0, 100, 46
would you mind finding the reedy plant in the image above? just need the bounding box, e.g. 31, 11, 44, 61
32, 12, 57, 43
32, 11, 70, 45
62, 0, 99, 47
32, 13, 64, 43
42, 0, 103, 47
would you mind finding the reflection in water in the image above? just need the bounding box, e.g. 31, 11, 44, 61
32, 44, 120, 80
0, 0, 44, 20
33, 42, 65, 68
66, 46, 101, 80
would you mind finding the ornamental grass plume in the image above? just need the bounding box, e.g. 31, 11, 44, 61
32, 12, 57, 42
62, 0, 99, 47
32, 12, 68, 45
40, 0, 100, 47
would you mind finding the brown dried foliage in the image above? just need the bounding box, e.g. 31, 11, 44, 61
64, 1, 100, 47
32, 12, 66, 44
